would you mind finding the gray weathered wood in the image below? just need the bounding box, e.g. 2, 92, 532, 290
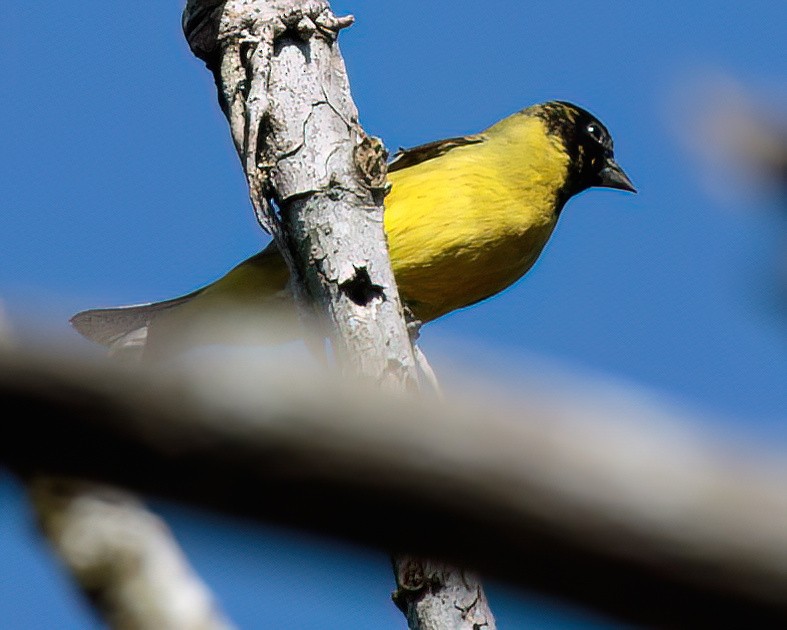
182, 2, 494, 627
393, 557, 495, 630
182, 0, 417, 387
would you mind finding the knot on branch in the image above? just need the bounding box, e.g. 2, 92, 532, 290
393, 557, 495, 628
392, 556, 436, 612
354, 134, 390, 201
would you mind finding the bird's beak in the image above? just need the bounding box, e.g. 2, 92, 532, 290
598, 159, 637, 193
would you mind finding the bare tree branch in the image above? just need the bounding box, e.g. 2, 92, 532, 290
3, 348, 787, 626
392, 556, 495, 630
30, 478, 234, 630
182, 0, 418, 386
181, 2, 490, 626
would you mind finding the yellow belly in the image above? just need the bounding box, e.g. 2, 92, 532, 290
384, 145, 559, 321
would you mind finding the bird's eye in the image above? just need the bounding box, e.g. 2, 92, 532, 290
585, 123, 604, 143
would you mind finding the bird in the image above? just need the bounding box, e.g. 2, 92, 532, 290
71, 101, 635, 359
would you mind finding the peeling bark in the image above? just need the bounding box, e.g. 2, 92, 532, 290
182, 0, 417, 387
182, 2, 493, 627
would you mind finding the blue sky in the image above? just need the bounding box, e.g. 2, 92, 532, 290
1, 1, 786, 628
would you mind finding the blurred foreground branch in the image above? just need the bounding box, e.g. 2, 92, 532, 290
3, 348, 787, 626
0, 309, 233, 630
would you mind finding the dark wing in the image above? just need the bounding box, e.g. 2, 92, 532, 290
388, 134, 486, 173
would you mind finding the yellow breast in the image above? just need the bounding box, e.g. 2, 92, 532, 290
383, 115, 569, 321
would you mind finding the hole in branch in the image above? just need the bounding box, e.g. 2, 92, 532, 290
339, 267, 385, 307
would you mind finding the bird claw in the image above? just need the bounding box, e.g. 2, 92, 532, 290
403, 305, 423, 342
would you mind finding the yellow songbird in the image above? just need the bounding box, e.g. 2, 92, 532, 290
71, 101, 635, 358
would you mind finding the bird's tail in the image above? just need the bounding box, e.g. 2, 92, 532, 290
70, 244, 296, 361
70, 292, 201, 361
